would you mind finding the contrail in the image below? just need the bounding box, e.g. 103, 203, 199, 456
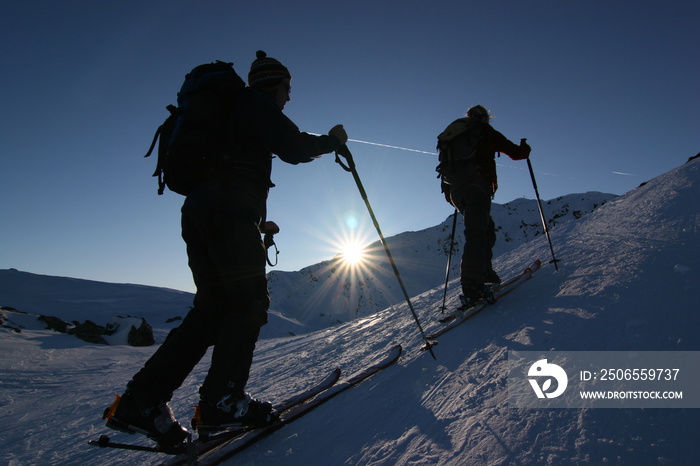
347, 138, 436, 155
309, 132, 437, 155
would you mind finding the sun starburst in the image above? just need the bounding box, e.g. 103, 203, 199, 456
340, 240, 366, 265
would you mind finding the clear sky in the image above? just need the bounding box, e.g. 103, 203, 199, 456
1, 0, 698, 293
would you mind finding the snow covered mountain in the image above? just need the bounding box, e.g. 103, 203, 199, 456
1, 158, 698, 465
0, 191, 614, 342
0, 271, 194, 345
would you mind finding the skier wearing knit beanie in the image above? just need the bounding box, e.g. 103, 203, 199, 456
104, 50, 348, 450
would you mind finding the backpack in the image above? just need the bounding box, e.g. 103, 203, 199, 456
435, 117, 484, 183
144, 61, 246, 195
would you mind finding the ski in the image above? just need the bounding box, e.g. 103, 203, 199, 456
425, 260, 542, 345
195, 344, 403, 465
89, 367, 340, 462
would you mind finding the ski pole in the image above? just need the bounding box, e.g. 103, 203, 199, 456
523, 139, 559, 271
335, 145, 437, 359
440, 209, 458, 313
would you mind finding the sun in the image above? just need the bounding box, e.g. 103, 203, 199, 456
340, 241, 366, 265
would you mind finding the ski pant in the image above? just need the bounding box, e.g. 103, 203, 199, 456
126, 206, 269, 407
449, 180, 496, 290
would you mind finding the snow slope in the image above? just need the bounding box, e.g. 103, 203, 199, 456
1, 159, 699, 465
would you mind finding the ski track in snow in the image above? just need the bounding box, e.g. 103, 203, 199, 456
1, 159, 700, 465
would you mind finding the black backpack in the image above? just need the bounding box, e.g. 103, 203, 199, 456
144, 61, 246, 195
435, 117, 485, 184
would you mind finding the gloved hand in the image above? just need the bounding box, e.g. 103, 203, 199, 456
263, 221, 280, 249
329, 124, 348, 146
519, 138, 531, 159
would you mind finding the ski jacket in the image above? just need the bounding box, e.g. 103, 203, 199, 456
475, 124, 530, 186
183, 88, 343, 224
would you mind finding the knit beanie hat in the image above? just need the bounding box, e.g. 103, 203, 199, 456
248, 50, 291, 90
467, 105, 490, 118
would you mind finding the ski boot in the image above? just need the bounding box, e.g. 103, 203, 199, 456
103, 393, 188, 453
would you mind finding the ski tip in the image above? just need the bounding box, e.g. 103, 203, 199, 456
380, 344, 403, 363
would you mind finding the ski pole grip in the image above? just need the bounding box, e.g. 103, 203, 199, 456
520, 138, 530, 159
334, 144, 355, 172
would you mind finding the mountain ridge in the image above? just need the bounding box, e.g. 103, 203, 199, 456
1, 191, 615, 340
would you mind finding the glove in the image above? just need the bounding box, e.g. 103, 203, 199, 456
264, 221, 280, 235
263, 221, 280, 249
329, 124, 348, 146
519, 138, 531, 159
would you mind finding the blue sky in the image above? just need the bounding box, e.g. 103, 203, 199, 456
1, 0, 698, 293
